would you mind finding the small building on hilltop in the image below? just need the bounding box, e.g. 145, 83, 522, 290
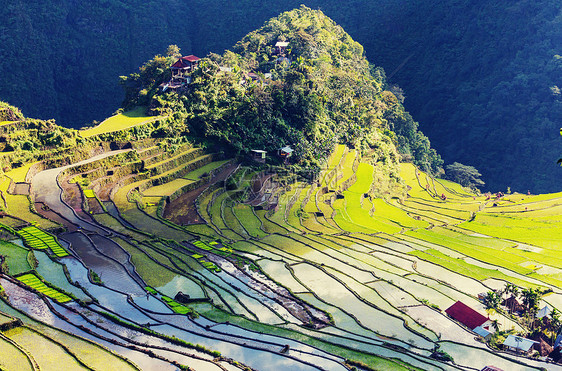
250, 149, 267, 163
445, 301, 489, 330
162, 55, 201, 90
278, 146, 294, 160
171, 55, 201, 77
274, 41, 289, 55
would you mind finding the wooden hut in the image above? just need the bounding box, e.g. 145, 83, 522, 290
274, 41, 289, 55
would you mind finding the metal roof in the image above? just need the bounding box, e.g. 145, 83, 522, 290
473, 326, 492, 338
503, 335, 537, 352
445, 301, 488, 330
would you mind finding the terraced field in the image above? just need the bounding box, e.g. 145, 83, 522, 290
0, 140, 560, 370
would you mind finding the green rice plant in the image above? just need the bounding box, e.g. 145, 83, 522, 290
120, 208, 193, 242
145, 286, 157, 295
233, 204, 268, 238
142, 178, 194, 197
459, 212, 562, 250
82, 189, 96, 198
0, 334, 34, 371
192, 240, 212, 250
327, 144, 346, 170
4, 162, 37, 183
0, 177, 58, 230
333, 149, 357, 190
182, 223, 221, 239
370, 199, 429, 229
4, 326, 87, 370
114, 238, 181, 288
17, 226, 68, 257
208, 191, 229, 230
112, 178, 150, 212
16, 273, 72, 303
92, 214, 150, 241
221, 201, 248, 237
346, 163, 373, 194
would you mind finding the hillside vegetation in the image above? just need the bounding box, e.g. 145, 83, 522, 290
0, 7, 560, 371
120, 7, 442, 181
2, 0, 560, 193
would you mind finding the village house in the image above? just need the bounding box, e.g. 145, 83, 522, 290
162, 55, 201, 90
445, 301, 490, 331
250, 149, 267, 163
278, 145, 294, 162
537, 305, 552, 319
502, 295, 523, 314
274, 41, 289, 55
480, 366, 504, 371
473, 325, 493, 341
502, 335, 537, 355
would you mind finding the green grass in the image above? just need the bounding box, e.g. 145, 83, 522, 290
0, 240, 32, 275
80, 107, 156, 138
5, 162, 37, 183
233, 204, 268, 238
184, 159, 230, 180
16, 273, 72, 303
142, 178, 194, 197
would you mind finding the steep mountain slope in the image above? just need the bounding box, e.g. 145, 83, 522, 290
2, 0, 561, 193
0, 9, 561, 371
119, 6, 442, 181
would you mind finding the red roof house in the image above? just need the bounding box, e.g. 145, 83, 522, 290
171, 55, 201, 74
445, 301, 488, 330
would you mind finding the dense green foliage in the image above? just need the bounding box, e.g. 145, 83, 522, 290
0, 0, 195, 127
121, 7, 442, 173
2, 0, 560, 192
445, 162, 485, 190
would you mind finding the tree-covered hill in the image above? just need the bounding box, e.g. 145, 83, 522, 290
0, 0, 561, 192
120, 6, 442, 183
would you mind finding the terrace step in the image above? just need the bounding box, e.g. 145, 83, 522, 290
142, 144, 196, 168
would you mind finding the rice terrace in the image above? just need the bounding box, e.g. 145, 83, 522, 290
0, 6, 561, 371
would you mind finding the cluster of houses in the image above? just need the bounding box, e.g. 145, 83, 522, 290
162, 40, 290, 91
159, 41, 296, 164
444, 300, 562, 365
251, 146, 294, 163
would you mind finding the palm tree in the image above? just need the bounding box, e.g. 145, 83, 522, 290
521, 287, 541, 329
484, 290, 501, 314
550, 308, 561, 342
491, 319, 500, 332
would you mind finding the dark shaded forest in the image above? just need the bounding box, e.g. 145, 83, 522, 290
0, 0, 560, 192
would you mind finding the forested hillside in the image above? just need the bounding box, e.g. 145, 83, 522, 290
1, 0, 561, 192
